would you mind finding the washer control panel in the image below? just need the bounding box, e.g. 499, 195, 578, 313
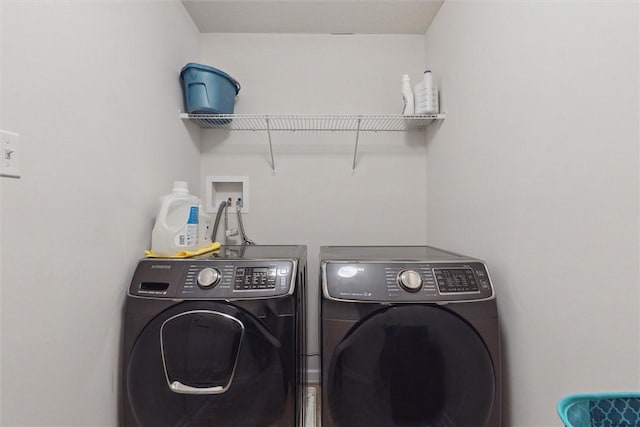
130, 259, 296, 299
433, 267, 479, 293
234, 266, 277, 291
323, 261, 493, 303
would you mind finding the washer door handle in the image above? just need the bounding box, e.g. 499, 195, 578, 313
169, 381, 225, 395
161, 310, 244, 396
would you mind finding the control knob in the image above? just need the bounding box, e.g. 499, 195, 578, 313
197, 267, 221, 288
397, 270, 423, 292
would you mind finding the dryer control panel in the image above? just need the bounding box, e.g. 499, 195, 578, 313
129, 259, 297, 300
323, 261, 494, 303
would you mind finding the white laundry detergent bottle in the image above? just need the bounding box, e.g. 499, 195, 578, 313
198, 207, 213, 249
151, 181, 200, 256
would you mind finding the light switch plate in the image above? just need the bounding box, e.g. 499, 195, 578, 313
0, 130, 21, 178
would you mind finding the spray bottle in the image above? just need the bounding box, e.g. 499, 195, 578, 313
401, 74, 415, 115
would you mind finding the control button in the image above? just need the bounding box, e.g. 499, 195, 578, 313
197, 268, 221, 288
278, 268, 288, 276
397, 270, 423, 292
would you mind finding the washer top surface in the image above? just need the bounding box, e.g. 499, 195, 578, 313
202, 244, 307, 260
320, 245, 475, 262
129, 245, 306, 300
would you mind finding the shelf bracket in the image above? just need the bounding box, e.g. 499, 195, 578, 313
266, 117, 275, 171
352, 118, 361, 171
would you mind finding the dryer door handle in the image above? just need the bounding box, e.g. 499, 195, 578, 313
169, 381, 226, 395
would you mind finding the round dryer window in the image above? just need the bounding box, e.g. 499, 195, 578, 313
327, 305, 495, 427
126, 301, 287, 427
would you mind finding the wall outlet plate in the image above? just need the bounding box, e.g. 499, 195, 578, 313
0, 130, 21, 178
205, 176, 249, 214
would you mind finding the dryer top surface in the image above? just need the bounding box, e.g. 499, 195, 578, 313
320, 245, 480, 263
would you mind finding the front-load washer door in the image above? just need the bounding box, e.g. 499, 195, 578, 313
328, 305, 495, 427
126, 301, 287, 427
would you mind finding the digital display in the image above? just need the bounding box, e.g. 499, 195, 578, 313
234, 266, 277, 291
434, 268, 479, 293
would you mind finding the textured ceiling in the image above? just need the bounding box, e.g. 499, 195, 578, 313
181, 0, 444, 34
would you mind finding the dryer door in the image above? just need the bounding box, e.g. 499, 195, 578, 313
327, 305, 495, 427
126, 301, 288, 427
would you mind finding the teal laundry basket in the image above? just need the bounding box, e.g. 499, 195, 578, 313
557, 392, 640, 427
180, 63, 240, 115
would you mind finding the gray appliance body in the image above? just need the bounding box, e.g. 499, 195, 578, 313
120, 245, 307, 427
320, 246, 502, 427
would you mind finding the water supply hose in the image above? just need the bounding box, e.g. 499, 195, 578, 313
236, 199, 255, 245
211, 200, 228, 243
223, 201, 230, 245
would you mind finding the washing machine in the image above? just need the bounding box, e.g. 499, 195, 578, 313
120, 245, 307, 427
320, 246, 502, 427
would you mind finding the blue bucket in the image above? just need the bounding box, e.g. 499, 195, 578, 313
180, 63, 241, 115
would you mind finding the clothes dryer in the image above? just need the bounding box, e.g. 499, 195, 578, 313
320, 246, 501, 427
120, 245, 307, 427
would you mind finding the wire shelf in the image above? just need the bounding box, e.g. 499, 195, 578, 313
180, 113, 445, 131
180, 113, 446, 171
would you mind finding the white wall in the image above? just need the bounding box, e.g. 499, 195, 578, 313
0, 0, 4, 422
198, 33, 428, 378
3, 2, 636, 425
424, 2, 639, 425
1, 2, 200, 425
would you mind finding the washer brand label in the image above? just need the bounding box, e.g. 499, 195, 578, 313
150, 265, 171, 270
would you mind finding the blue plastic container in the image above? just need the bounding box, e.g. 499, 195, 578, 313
558, 392, 640, 427
180, 63, 241, 114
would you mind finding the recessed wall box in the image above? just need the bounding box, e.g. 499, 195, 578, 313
205, 176, 249, 214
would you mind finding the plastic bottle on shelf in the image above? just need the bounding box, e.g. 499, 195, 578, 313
414, 70, 438, 115
401, 74, 414, 115
151, 181, 200, 256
